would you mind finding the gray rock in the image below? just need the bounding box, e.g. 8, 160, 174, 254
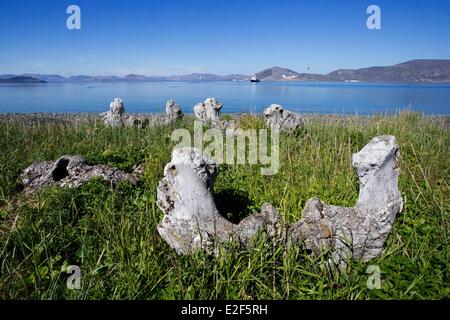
193, 98, 222, 123
166, 99, 183, 121
264, 104, 303, 132
20, 155, 143, 193
156, 136, 402, 268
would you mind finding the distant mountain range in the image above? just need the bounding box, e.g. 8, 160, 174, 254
254, 66, 329, 81
255, 60, 450, 82
0, 76, 46, 83
0, 73, 249, 83
327, 60, 450, 82
1, 60, 449, 83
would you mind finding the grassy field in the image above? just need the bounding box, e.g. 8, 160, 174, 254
0, 111, 448, 299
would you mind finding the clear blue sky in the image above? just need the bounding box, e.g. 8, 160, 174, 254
0, 0, 449, 76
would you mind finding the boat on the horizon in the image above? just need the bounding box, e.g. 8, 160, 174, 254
250, 75, 260, 83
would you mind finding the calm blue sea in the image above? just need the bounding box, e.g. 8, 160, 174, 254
0, 81, 449, 115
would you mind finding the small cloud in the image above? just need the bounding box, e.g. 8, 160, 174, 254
35, 62, 45, 67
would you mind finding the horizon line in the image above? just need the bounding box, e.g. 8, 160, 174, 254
3, 58, 450, 78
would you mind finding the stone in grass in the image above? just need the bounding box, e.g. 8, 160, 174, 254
156, 136, 402, 268
264, 104, 303, 132
20, 155, 144, 193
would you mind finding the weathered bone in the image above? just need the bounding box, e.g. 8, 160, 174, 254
193, 98, 222, 123
101, 98, 125, 127
100, 97, 182, 127
156, 148, 280, 254
166, 99, 183, 121
20, 155, 143, 193
264, 104, 303, 132
156, 136, 402, 266
288, 135, 403, 265
192, 97, 239, 132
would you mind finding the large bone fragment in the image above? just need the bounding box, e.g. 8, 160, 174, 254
165, 99, 183, 121
288, 135, 403, 265
20, 155, 143, 193
101, 98, 125, 127
156, 136, 402, 266
156, 148, 280, 254
264, 104, 303, 132
193, 98, 222, 123
100, 97, 183, 127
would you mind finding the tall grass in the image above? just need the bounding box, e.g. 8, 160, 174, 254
0, 111, 448, 299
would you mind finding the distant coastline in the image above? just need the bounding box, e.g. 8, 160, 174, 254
2, 59, 450, 84
0, 76, 46, 84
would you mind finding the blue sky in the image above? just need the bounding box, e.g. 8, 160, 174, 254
0, 0, 449, 76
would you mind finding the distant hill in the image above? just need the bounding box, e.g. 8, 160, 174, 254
253, 60, 450, 82
3, 73, 248, 83
0, 74, 16, 79
21, 74, 66, 83
123, 74, 158, 81
0, 76, 46, 83
165, 73, 248, 81
327, 60, 450, 83
254, 66, 328, 81
3, 60, 450, 83
255, 66, 300, 81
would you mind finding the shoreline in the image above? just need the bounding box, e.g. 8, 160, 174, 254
1, 110, 448, 119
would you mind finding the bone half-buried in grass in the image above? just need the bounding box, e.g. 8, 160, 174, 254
156, 135, 403, 270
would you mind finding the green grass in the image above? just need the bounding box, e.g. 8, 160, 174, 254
0, 111, 448, 299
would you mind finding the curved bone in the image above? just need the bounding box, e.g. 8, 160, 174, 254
156, 136, 402, 266
288, 135, 403, 265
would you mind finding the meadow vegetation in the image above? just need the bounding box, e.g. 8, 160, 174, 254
0, 111, 448, 299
